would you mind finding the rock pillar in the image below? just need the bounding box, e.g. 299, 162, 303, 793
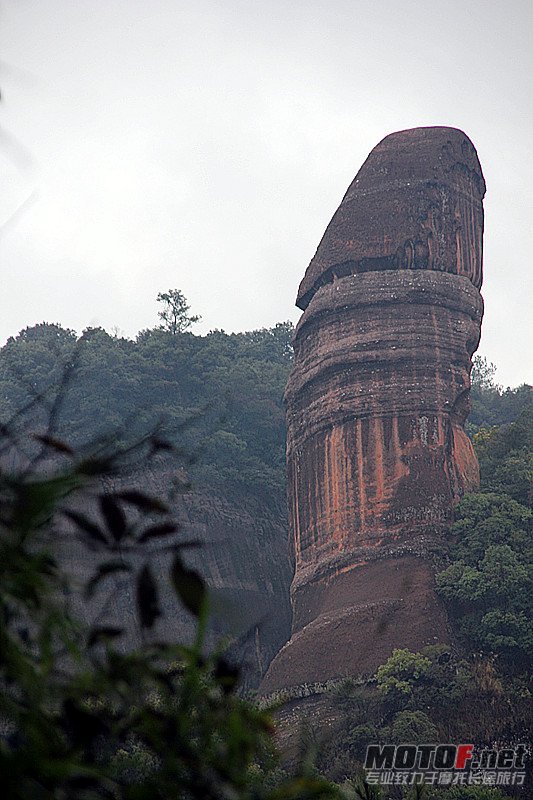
262, 127, 485, 692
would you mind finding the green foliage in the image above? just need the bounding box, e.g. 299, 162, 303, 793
436, 562, 486, 602
473, 407, 533, 505
319, 642, 530, 787
437, 543, 529, 603
0, 319, 294, 492
449, 492, 532, 564
376, 649, 431, 697
156, 289, 201, 334
427, 789, 512, 800
0, 423, 342, 799
436, 410, 533, 669
471, 356, 498, 392
467, 355, 532, 435
2, 323, 528, 503
388, 711, 438, 744
350, 776, 383, 800
373, 646, 479, 728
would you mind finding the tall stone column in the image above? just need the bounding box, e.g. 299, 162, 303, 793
262, 127, 485, 692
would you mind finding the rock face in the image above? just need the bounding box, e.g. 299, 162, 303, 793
262, 126, 485, 692
63, 474, 292, 691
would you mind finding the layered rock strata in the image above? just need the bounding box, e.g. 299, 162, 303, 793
262, 126, 485, 692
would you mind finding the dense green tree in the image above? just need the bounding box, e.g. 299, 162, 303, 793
156, 289, 201, 334
436, 410, 533, 669
472, 407, 533, 505
467, 355, 532, 435
375, 649, 431, 698
388, 710, 438, 744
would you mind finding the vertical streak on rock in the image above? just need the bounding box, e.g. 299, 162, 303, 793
291, 461, 300, 564
261, 126, 485, 693
374, 417, 385, 507
356, 418, 367, 531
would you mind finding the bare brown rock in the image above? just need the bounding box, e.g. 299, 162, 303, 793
297, 126, 485, 310
262, 126, 485, 693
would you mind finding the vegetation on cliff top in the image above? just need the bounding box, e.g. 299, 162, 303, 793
0, 317, 293, 492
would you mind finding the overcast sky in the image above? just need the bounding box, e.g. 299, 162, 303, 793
1, 0, 531, 386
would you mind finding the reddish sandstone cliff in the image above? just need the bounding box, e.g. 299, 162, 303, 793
262, 127, 485, 692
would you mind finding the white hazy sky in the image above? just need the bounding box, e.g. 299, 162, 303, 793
1, 0, 532, 386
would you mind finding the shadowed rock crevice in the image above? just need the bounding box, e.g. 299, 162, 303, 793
262, 126, 485, 693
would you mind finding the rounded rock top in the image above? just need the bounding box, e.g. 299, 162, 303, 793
296, 126, 485, 310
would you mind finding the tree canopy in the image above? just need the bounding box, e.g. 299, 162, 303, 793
436, 407, 533, 670
0, 319, 295, 492
467, 355, 532, 434
156, 289, 201, 334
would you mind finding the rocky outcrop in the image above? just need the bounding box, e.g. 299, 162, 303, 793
63, 473, 292, 690
262, 126, 485, 692
296, 126, 485, 310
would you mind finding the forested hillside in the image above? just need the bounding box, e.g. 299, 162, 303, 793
468, 356, 533, 434
0, 318, 297, 692
0, 320, 293, 491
